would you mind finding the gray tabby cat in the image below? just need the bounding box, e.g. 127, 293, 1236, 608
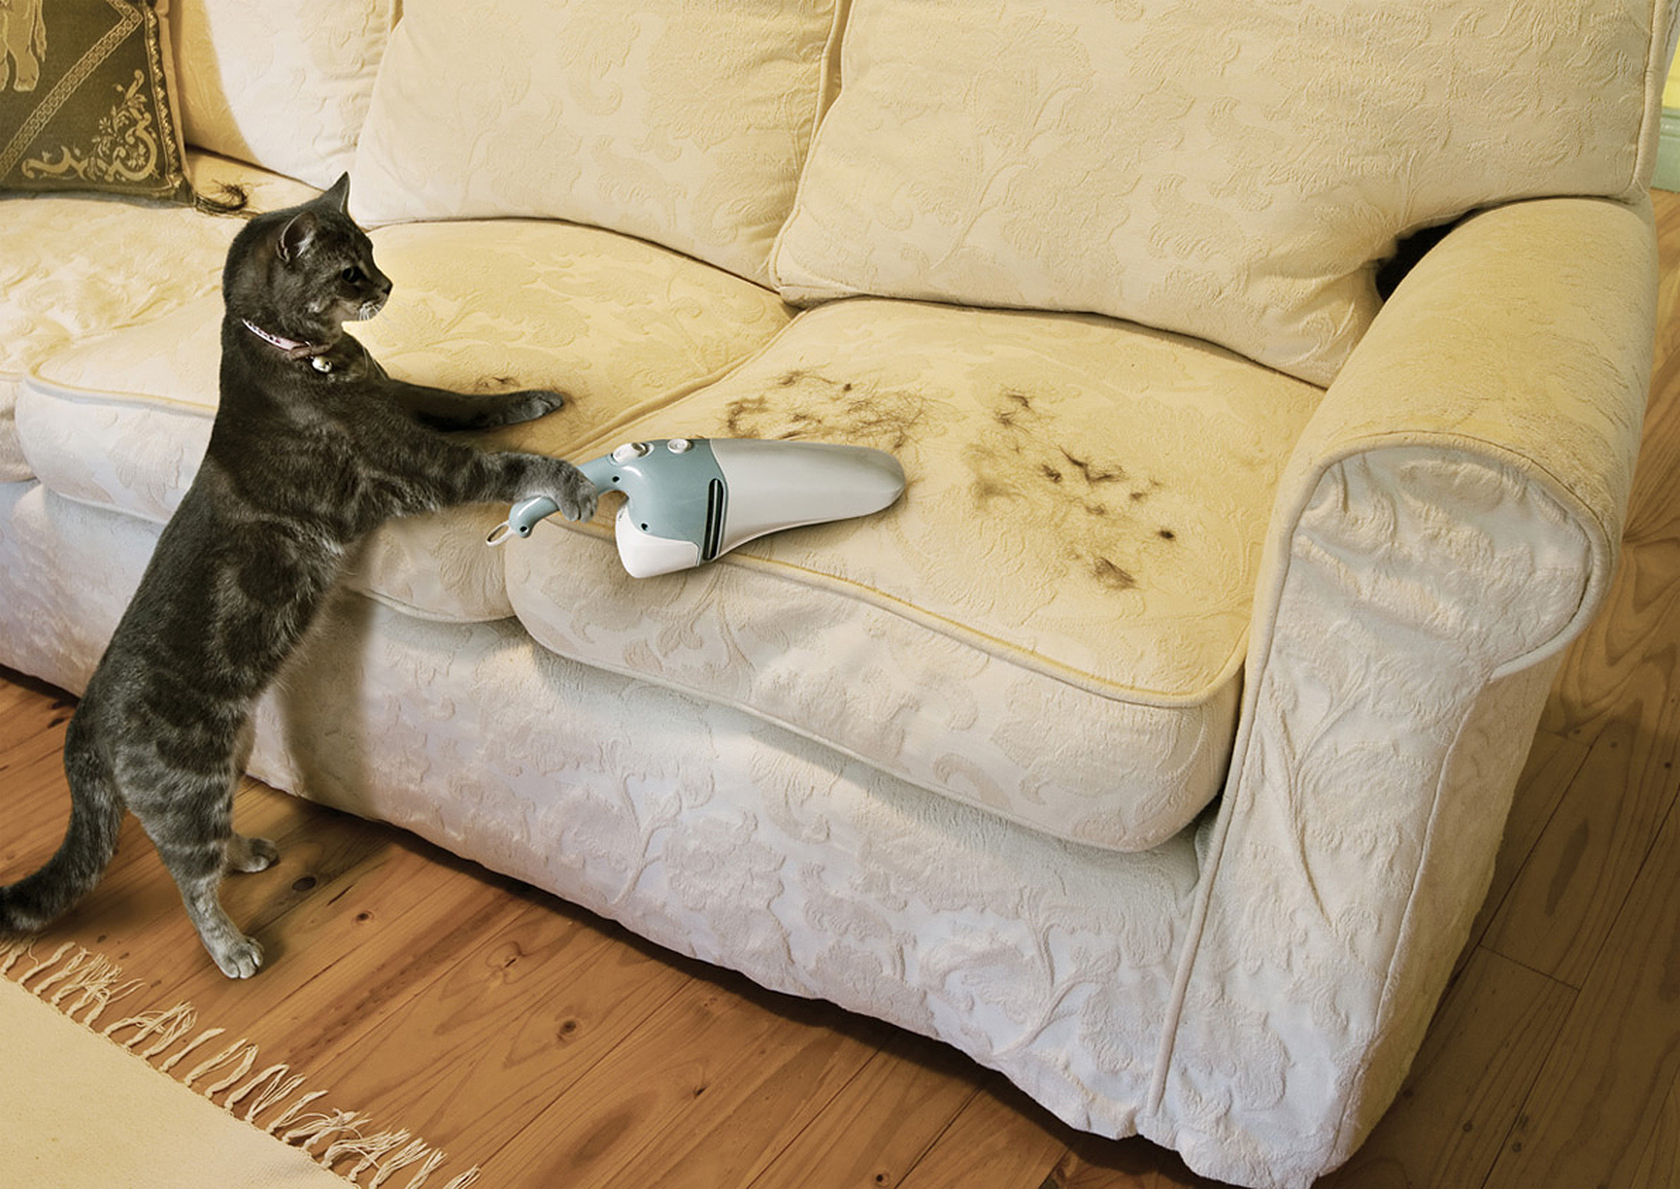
0, 174, 597, 977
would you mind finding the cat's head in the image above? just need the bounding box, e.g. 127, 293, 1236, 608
224, 173, 393, 343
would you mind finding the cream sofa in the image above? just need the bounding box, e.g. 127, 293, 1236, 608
1, 2, 1672, 1186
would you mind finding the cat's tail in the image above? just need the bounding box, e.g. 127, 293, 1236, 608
0, 718, 124, 934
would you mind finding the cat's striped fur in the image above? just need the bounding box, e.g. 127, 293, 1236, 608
0, 174, 596, 977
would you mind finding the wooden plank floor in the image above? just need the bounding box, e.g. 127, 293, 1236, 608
3, 188, 1678, 1189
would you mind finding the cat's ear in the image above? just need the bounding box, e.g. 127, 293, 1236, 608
276, 210, 319, 264
321, 172, 350, 214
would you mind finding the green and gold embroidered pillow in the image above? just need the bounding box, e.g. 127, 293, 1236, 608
0, 0, 190, 202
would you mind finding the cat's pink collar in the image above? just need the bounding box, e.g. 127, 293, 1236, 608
242, 318, 325, 358
241, 319, 336, 372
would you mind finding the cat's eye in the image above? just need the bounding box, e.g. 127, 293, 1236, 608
342, 266, 365, 284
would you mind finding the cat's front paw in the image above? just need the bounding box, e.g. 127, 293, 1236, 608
554, 462, 599, 523
502, 388, 566, 423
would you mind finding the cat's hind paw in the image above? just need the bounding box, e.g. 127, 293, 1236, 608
228, 834, 279, 873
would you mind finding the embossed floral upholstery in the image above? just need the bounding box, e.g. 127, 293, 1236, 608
504, 299, 1321, 849
349, 0, 843, 286
0, 3, 1671, 1188
774, 0, 1658, 385
165, 0, 399, 189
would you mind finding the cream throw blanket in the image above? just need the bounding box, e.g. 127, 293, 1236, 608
0, 942, 477, 1189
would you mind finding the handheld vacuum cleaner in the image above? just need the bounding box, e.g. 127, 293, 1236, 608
486, 437, 906, 577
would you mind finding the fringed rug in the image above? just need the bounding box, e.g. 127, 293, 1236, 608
0, 940, 479, 1189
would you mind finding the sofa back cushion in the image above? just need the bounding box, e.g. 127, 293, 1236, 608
772, 0, 1669, 385
350, 0, 842, 288
167, 0, 397, 189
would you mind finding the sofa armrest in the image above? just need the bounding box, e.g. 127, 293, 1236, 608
1276, 194, 1654, 674
1145, 196, 1658, 1189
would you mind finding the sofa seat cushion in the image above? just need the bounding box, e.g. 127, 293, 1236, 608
0, 153, 319, 483
501, 298, 1325, 850
15, 219, 792, 622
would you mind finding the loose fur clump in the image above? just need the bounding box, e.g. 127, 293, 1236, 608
193, 181, 253, 218
0, 174, 596, 978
